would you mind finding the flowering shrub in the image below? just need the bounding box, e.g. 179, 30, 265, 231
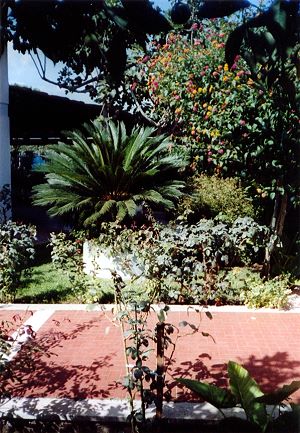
134, 20, 299, 204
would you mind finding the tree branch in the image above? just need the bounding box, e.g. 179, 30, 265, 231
130, 89, 159, 127
29, 51, 103, 93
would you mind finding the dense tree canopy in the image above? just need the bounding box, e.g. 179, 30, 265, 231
2, 0, 297, 103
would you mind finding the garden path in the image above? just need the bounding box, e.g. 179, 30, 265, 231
0, 304, 299, 421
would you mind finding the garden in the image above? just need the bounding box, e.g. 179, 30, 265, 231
0, 0, 300, 432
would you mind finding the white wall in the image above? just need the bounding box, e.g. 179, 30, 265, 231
0, 46, 11, 219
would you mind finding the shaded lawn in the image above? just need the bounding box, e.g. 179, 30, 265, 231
16, 262, 76, 303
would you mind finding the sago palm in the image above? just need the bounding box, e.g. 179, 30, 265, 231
32, 119, 187, 227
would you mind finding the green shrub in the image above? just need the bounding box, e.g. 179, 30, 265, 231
0, 221, 35, 301
96, 217, 276, 304
215, 267, 291, 309
33, 119, 187, 229
242, 274, 291, 309
0, 184, 11, 223
180, 175, 254, 224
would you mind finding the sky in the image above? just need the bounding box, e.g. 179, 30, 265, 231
8, 0, 170, 104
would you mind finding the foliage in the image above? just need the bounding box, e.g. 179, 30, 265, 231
33, 119, 187, 230
229, 216, 279, 264
4, 0, 298, 124
116, 298, 169, 431
242, 273, 291, 309
4, 0, 170, 95
133, 19, 299, 239
49, 232, 112, 303
0, 184, 11, 223
179, 174, 255, 223
112, 273, 212, 432
96, 217, 277, 304
225, 0, 299, 88
213, 267, 291, 309
177, 360, 300, 432
0, 221, 35, 302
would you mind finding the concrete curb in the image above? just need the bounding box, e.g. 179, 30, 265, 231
1, 303, 300, 313
0, 397, 241, 422
0, 397, 289, 424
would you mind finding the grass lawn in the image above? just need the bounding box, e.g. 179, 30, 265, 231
16, 261, 151, 304
16, 260, 118, 304
16, 262, 77, 303
14, 243, 150, 304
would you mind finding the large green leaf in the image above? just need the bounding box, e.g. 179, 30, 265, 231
225, 24, 246, 67
176, 378, 236, 409
228, 361, 268, 430
197, 0, 250, 19
255, 381, 300, 405
121, 0, 171, 34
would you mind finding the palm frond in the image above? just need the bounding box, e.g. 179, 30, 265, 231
33, 119, 187, 227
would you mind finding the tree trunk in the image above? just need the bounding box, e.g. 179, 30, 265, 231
275, 192, 288, 237
263, 191, 288, 279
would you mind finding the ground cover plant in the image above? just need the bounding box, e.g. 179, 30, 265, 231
16, 261, 74, 304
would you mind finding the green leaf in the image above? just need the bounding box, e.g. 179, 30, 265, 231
255, 381, 300, 405
228, 361, 268, 429
157, 309, 166, 323
225, 24, 246, 67
176, 378, 236, 409
197, 0, 250, 19
122, 0, 171, 34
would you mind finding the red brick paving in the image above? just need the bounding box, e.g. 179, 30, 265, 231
0, 309, 35, 333
5, 308, 300, 403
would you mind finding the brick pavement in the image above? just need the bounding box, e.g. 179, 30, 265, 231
2, 305, 300, 404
